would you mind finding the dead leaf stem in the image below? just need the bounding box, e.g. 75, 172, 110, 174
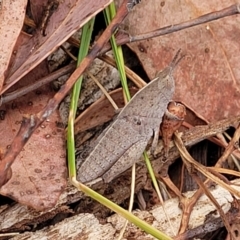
158, 115, 240, 178
174, 132, 240, 198
174, 131, 240, 237
216, 123, 240, 167
175, 133, 234, 238
99, 54, 146, 88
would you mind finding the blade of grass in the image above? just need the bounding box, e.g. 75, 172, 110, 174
67, 18, 95, 179
104, 3, 130, 102
143, 152, 176, 236
71, 176, 173, 240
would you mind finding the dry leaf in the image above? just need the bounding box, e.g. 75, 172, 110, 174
0, 0, 27, 91
123, 0, 240, 121
1, 0, 113, 94
0, 63, 67, 210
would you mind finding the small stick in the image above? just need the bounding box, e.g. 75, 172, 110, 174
216, 123, 240, 167
0, 63, 75, 105
101, 4, 240, 54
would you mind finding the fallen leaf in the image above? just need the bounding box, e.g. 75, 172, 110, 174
30, 0, 48, 26
0, 66, 67, 211
0, 0, 27, 91
2, 0, 113, 94
122, 0, 240, 122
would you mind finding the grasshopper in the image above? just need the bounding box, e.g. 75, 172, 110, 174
79, 50, 184, 183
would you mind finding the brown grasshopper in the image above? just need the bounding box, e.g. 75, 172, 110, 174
78, 50, 184, 183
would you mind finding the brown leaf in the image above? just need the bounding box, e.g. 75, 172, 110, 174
30, 0, 49, 26
0, 65, 67, 210
1, 0, 112, 94
0, 0, 27, 91
122, 0, 240, 121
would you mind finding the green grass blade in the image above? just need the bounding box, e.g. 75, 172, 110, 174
67, 17, 95, 179
104, 3, 131, 101
72, 177, 173, 240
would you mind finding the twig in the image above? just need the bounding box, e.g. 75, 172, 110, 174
216, 123, 240, 167
101, 3, 240, 54
87, 71, 119, 110
0, 63, 76, 105
175, 132, 234, 238
174, 131, 240, 237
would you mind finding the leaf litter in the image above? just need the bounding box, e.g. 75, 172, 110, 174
2, 0, 113, 94
0, 0, 27, 91
0, 0, 113, 210
0, 0, 239, 238
0, 74, 67, 211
